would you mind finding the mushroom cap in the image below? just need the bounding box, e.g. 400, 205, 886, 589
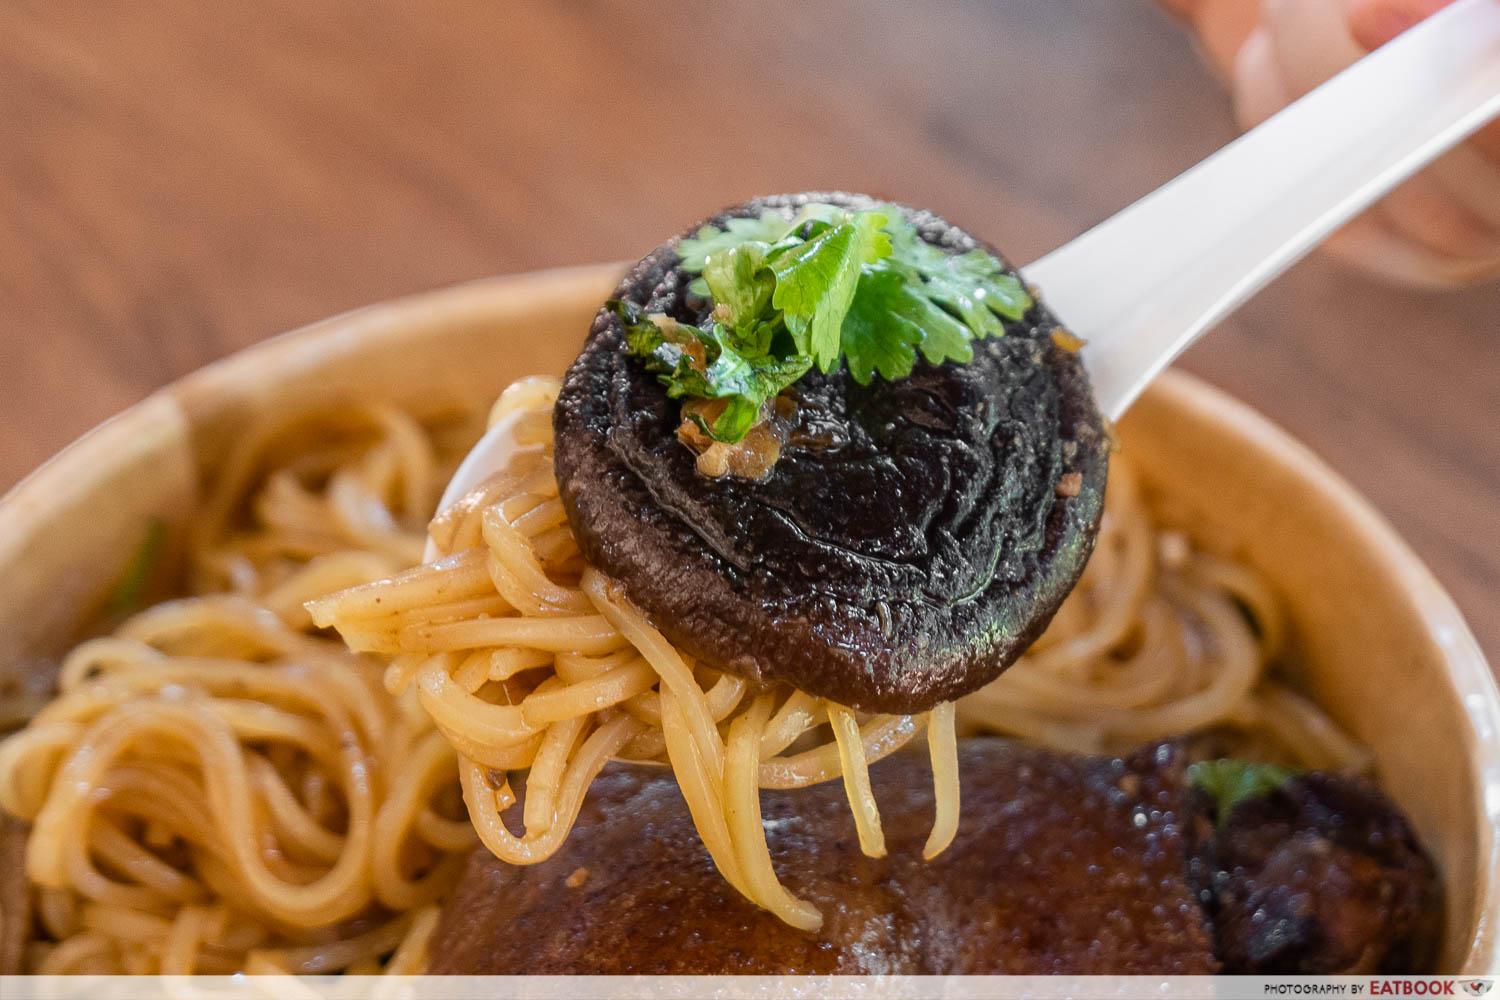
553, 192, 1108, 713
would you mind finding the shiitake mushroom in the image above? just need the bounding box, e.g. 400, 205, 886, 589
553, 192, 1109, 714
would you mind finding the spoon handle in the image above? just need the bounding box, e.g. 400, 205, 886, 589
1024, 0, 1500, 421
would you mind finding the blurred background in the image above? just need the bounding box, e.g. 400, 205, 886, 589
1, 0, 1496, 658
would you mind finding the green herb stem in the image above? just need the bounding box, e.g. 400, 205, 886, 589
621, 203, 1034, 444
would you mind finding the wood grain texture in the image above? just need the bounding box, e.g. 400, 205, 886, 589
2, 0, 1496, 662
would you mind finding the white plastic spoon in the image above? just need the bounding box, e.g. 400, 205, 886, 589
434, 0, 1500, 532
1030, 0, 1500, 418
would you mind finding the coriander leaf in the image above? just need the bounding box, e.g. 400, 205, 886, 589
860, 259, 978, 370
770, 211, 892, 371
648, 203, 1038, 447
684, 343, 810, 442
703, 339, 811, 402
841, 266, 970, 383
690, 396, 760, 443
609, 299, 710, 379
794, 202, 848, 228
932, 249, 1033, 325
678, 212, 801, 273
660, 357, 714, 400
714, 317, 780, 359
703, 242, 773, 337
881, 209, 1033, 328
107, 516, 167, 616
1188, 759, 1299, 829
715, 397, 759, 441
612, 298, 665, 357
616, 296, 810, 443
678, 202, 850, 274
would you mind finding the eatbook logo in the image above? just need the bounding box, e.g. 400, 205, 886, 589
1463, 981, 1494, 997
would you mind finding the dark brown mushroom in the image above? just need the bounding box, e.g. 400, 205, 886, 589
553, 192, 1109, 713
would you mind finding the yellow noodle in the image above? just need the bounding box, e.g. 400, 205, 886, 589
760, 691, 822, 757
658, 687, 751, 897
827, 702, 886, 858
312, 386, 945, 927
81, 903, 175, 943
160, 904, 211, 975
261, 552, 404, 629
923, 702, 960, 859
0, 402, 477, 973
757, 714, 918, 789
370, 731, 474, 910
451, 650, 495, 693
724, 696, 822, 931
249, 909, 417, 975
1, 375, 1368, 967
416, 807, 476, 852
522, 712, 587, 835
399, 614, 625, 655
36, 931, 117, 974
382, 904, 442, 975
306, 550, 493, 625
958, 454, 1357, 771
520, 659, 657, 726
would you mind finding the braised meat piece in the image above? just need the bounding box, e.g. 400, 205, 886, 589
429, 739, 1216, 974
429, 739, 1442, 974
1188, 771, 1441, 972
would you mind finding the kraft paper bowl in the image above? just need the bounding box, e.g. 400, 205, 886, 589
1, 265, 1494, 972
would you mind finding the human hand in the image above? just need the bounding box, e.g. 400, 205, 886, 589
1163, 0, 1500, 287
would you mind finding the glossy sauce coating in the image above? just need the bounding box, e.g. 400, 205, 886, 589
553, 193, 1109, 713
429, 740, 1217, 974
1188, 772, 1441, 972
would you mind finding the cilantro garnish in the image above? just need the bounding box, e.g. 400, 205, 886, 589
1188, 759, 1299, 828
622, 203, 1034, 443
106, 516, 167, 616
610, 299, 812, 443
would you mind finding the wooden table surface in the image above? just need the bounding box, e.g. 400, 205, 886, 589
2, 0, 1496, 661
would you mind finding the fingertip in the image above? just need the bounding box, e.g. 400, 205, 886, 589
1345, 0, 1453, 50
1231, 26, 1293, 130
1474, 121, 1500, 167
